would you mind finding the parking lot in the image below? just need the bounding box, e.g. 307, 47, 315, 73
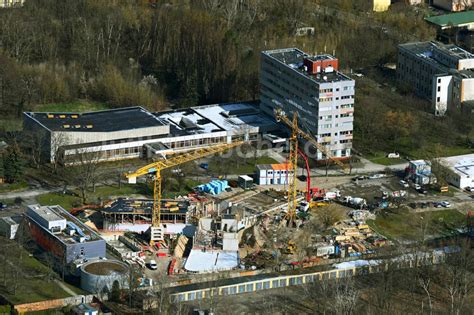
336, 172, 473, 212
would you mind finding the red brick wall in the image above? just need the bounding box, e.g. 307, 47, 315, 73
303, 58, 339, 74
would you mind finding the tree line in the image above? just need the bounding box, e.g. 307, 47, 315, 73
0, 0, 435, 119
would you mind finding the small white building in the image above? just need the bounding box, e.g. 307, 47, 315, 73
440, 153, 474, 189
0, 216, 20, 239
255, 163, 294, 185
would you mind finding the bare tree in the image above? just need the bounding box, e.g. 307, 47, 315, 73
23, 129, 48, 169
222, 0, 239, 28
71, 149, 102, 204
438, 240, 474, 315
50, 132, 70, 172
334, 277, 359, 315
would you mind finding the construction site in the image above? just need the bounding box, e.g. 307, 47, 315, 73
1, 46, 473, 314
40, 109, 391, 283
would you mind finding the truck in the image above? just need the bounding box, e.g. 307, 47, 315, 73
344, 196, 367, 208
324, 190, 341, 200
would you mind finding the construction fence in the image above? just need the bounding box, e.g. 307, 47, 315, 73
14, 295, 94, 314
170, 252, 446, 303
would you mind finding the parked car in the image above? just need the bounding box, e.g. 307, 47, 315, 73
148, 260, 158, 270
386, 152, 400, 158
352, 175, 368, 182
399, 180, 409, 188
416, 187, 428, 194
440, 201, 451, 208
433, 202, 443, 208
414, 184, 421, 190
0, 202, 7, 210
465, 186, 474, 192
369, 173, 386, 179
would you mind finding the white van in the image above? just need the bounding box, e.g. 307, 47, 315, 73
148, 260, 158, 270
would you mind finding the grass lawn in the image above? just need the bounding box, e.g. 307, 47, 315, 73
33, 100, 109, 113
208, 155, 278, 175
0, 118, 23, 131
0, 180, 29, 193
367, 208, 465, 241
0, 237, 75, 304
368, 154, 405, 166
36, 192, 81, 210
162, 178, 202, 198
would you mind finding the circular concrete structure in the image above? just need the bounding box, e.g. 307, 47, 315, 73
80, 260, 129, 293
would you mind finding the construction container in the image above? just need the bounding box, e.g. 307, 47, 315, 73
238, 175, 253, 189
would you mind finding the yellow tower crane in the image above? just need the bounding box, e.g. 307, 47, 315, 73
125, 140, 245, 244
274, 109, 349, 224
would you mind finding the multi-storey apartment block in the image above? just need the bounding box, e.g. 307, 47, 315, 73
398, 41, 474, 116
260, 48, 355, 160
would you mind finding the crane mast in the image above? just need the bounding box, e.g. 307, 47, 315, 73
274, 108, 349, 223
126, 140, 245, 243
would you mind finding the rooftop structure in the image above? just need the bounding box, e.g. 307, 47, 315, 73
158, 109, 223, 134
265, 49, 351, 84
440, 153, 474, 188
425, 11, 474, 30
191, 102, 275, 135
26, 204, 101, 245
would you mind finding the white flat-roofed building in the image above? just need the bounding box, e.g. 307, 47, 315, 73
0, 216, 21, 239
398, 41, 474, 116
440, 153, 474, 189
23, 103, 278, 165
255, 163, 294, 185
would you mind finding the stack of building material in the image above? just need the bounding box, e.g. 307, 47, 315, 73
358, 224, 372, 237
352, 243, 367, 253
197, 180, 229, 195
343, 227, 362, 239
174, 235, 188, 258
